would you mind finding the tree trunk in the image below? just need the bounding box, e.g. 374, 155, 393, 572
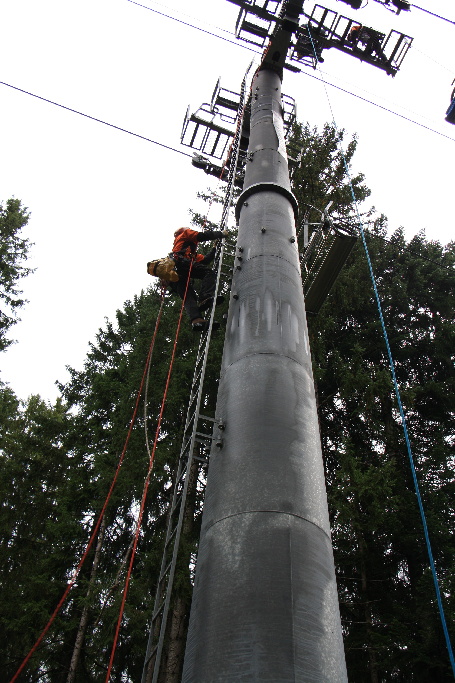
358, 533, 379, 683
160, 595, 190, 683
159, 457, 200, 683
145, 456, 200, 683
66, 516, 106, 683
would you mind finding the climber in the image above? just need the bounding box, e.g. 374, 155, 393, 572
170, 227, 228, 332
348, 24, 387, 62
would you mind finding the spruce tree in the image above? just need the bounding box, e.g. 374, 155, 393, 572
306, 220, 455, 680
0, 387, 88, 680
0, 198, 33, 352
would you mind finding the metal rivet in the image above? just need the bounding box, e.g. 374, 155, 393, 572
261, 228, 266, 233
233, 293, 239, 300
290, 237, 295, 243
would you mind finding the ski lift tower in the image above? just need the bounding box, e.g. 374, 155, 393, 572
183, 1, 347, 681
178, 1, 413, 681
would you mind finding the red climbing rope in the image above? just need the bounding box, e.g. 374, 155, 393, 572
105, 265, 193, 681
104, 46, 274, 679
9, 286, 167, 683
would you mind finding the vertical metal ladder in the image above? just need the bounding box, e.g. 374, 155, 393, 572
140, 299, 224, 683
141, 66, 250, 683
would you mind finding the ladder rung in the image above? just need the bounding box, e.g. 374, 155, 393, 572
192, 365, 203, 386
194, 350, 205, 370
195, 431, 212, 440
193, 455, 210, 464
144, 642, 158, 668
152, 598, 166, 623
163, 524, 178, 548
181, 429, 194, 448
170, 496, 183, 518
158, 560, 172, 586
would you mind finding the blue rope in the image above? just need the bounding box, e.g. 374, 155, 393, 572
305, 25, 455, 677
356, 224, 455, 679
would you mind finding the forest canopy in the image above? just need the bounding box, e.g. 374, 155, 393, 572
0, 123, 453, 682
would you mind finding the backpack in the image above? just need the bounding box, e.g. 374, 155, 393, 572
147, 256, 179, 282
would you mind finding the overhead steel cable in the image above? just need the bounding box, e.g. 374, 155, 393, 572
126, 0, 258, 52
370, 0, 455, 24
364, 229, 454, 269
0, 80, 193, 157
301, 71, 455, 142
124, 1, 455, 142
410, 3, 455, 25
3, 15, 455, 156
4, 69, 453, 154
2, 20, 454, 163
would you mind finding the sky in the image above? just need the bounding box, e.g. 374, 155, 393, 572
0, 0, 454, 403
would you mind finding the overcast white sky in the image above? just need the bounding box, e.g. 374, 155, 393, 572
0, 0, 454, 403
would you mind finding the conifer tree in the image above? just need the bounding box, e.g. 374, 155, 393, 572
288, 123, 454, 682
0, 198, 33, 352
0, 387, 88, 680
55, 286, 223, 681
304, 218, 454, 679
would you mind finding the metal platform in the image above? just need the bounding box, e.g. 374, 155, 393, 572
299, 206, 357, 315
181, 104, 234, 160
227, 1, 413, 75
181, 78, 296, 183
228, 0, 282, 48
299, 4, 413, 76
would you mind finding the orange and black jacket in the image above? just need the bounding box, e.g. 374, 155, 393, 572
172, 228, 224, 264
